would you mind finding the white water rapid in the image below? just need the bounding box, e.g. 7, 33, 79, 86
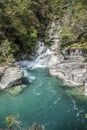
20, 40, 60, 69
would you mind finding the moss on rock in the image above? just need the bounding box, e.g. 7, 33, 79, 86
6, 85, 27, 96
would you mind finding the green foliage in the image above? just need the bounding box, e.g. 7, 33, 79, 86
0, 0, 39, 61
5, 115, 21, 129
0, 39, 14, 62
0, 0, 66, 62
66, 42, 87, 50
85, 113, 87, 118
0, 0, 87, 61
61, 28, 75, 43
5, 115, 16, 129
60, 0, 87, 50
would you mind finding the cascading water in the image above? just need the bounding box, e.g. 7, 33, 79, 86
20, 41, 57, 70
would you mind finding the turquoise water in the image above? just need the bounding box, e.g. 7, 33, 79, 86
0, 67, 87, 130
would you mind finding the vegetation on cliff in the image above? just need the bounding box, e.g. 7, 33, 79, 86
0, 0, 87, 63
60, 0, 87, 50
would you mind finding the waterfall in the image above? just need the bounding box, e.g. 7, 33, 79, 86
28, 41, 55, 69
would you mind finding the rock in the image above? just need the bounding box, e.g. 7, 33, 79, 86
47, 20, 87, 89
62, 49, 85, 62
29, 19, 87, 93
0, 67, 6, 77
7, 84, 27, 95
49, 52, 64, 67
29, 123, 45, 130
49, 61, 87, 86
35, 41, 47, 56
84, 79, 87, 95
0, 67, 24, 89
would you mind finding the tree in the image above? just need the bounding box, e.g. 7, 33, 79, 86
0, 39, 15, 62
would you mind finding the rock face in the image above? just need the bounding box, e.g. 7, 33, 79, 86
0, 67, 6, 77
47, 20, 87, 90
49, 61, 87, 86
84, 79, 87, 95
0, 67, 24, 89
34, 19, 87, 89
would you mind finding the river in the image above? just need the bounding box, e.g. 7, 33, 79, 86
0, 65, 87, 130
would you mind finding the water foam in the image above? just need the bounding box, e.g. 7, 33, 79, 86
19, 41, 55, 70
23, 68, 36, 83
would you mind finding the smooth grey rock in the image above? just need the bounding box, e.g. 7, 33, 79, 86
48, 20, 87, 89
84, 79, 87, 95
0, 67, 6, 77
0, 67, 24, 89
49, 61, 87, 86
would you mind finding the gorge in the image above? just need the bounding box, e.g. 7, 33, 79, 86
0, 65, 87, 130
0, 36, 87, 130
0, 0, 87, 130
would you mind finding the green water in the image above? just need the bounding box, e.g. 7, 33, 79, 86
0, 67, 87, 130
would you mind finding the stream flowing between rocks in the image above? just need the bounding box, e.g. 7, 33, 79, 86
0, 41, 87, 130
0, 66, 87, 130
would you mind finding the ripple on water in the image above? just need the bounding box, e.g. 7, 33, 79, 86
33, 84, 43, 96
76, 109, 84, 117
48, 86, 57, 94
71, 99, 78, 111
53, 97, 61, 105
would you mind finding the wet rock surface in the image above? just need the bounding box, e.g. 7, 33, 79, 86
0, 67, 6, 77
0, 66, 24, 90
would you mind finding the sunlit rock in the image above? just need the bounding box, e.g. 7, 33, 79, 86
0, 67, 24, 89
0, 67, 6, 77
84, 79, 87, 96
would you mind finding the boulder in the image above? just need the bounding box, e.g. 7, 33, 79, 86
0, 67, 6, 77
0, 67, 24, 89
49, 61, 87, 86
7, 84, 27, 95
29, 123, 45, 130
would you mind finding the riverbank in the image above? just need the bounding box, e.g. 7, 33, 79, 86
0, 61, 26, 94
29, 20, 87, 95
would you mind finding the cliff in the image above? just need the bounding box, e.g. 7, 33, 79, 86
47, 20, 87, 95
